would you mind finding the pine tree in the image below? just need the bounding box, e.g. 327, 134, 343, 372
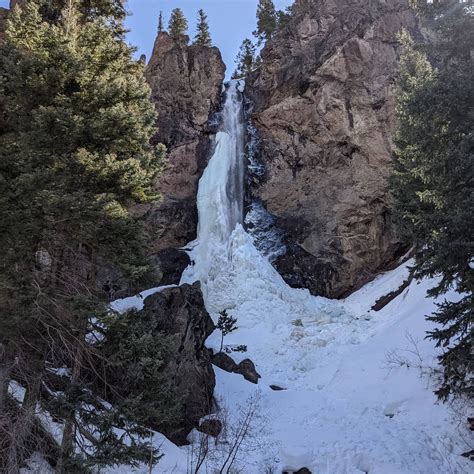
168, 7, 188, 40
231, 38, 257, 79
158, 10, 164, 33
391, 3, 474, 402
194, 8, 211, 46
253, 0, 277, 44
276, 8, 291, 31
216, 310, 238, 352
0, 0, 166, 469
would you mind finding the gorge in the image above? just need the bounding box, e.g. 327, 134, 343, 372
0, 0, 472, 473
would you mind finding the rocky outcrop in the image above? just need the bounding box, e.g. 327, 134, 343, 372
211, 352, 261, 384
246, 0, 417, 298
138, 32, 225, 284
142, 282, 215, 445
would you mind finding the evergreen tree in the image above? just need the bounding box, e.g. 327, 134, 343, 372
168, 7, 188, 40
194, 8, 211, 46
231, 38, 257, 79
276, 8, 291, 31
0, 0, 166, 469
253, 0, 277, 44
391, 3, 474, 402
158, 10, 164, 33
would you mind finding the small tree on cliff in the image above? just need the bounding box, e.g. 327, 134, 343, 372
253, 0, 277, 44
168, 7, 188, 40
194, 8, 212, 46
158, 10, 164, 33
231, 38, 257, 79
276, 8, 291, 31
217, 310, 238, 353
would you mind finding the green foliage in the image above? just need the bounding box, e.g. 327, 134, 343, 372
0, 0, 166, 468
276, 8, 291, 30
168, 7, 188, 40
194, 8, 212, 46
97, 308, 180, 435
254, 0, 277, 44
217, 310, 238, 352
231, 38, 257, 79
391, 6, 474, 401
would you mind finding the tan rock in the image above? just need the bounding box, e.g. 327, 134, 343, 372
246, 0, 417, 298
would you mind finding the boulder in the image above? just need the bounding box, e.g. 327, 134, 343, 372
211, 353, 261, 384
234, 359, 261, 384
197, 418, 222, 437
211, 352, 238, 373
246, 0, 417, 298
142, 283, 215, 445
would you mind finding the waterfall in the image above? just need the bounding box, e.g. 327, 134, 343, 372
195, 80, 245, 245
180, 81, 246, 289
180, 80, 344, 332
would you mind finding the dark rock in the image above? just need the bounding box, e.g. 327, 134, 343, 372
246, 0, 419, 298
371, 276, 412, 311
234, 359, 261, 384
269, 385, 286, 391
295, 469, 312, 474
142, 282, 215, 445
151, 248, 190, 286
197, 418, 222, 437
461, 449, 474, 461
211, 353, 261, 384
211, 352, 238, 373
468, 417, 474, 431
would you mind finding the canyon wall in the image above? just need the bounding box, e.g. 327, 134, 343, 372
141, 32, 226, 284
246, 0, 417, 298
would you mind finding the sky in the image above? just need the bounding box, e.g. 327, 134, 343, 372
0, 1, 293, 78
125, 0, 293, 78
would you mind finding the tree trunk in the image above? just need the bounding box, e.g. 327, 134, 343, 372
0, 344, 10, 412
6, 375, 41, 474
55, 344, 83, 474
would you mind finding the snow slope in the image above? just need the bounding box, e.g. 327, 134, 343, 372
105, 260, 472, 474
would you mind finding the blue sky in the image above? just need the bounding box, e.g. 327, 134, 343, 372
125, 0, 292, 78
1, 0, 293, 78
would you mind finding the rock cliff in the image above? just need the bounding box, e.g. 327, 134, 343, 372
246, 0, 417, 298
141, 283, 215, 444
140, 32, 226, 284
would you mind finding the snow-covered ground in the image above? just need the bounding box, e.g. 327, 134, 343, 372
104, 257, 472, 474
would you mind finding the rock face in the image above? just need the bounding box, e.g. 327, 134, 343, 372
142, 282, 215, 445
140, 32, 226, 284
246, 0, 417, 298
